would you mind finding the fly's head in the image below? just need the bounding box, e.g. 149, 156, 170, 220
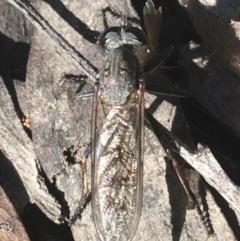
98, 17, 148, 54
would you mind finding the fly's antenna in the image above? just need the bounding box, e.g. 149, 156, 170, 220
121, 15, 131, 28
104, 0, 139, 28
105, 2, 131, 30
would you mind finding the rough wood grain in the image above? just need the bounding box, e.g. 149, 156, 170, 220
1, 0, 240, 240
0, 186, 30, 241
0, 75, 62, 221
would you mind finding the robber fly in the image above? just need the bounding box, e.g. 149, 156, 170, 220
89, 2, 215, 240
90, 20, 147, 241
89, 1, 194, 240
5, 0, 220, 240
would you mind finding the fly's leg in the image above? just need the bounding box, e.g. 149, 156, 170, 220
63, 71, 93, 225
146, 111, 215, 236
171, 158, 215, 236
81, 142, 91, 199
101, 7, 111, 30
59, 73, 87, 95
69, 142, 92, 224
59, 73, 94, 101
58, 73, 86, 87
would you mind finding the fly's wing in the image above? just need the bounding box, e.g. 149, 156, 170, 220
143, 0, 162, 54
137, 0, 162, 66
91, 87, 144, 241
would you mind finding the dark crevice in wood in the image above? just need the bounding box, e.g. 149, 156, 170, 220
21, 203, 74, 241
0, 31, 30, 127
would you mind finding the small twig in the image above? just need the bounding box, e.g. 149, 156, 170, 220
180, 144, 240, 214
6, 0, 98, 84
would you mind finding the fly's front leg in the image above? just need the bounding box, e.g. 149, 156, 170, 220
69, 142, 92, 224
58, 73, 90, 100
171, 158, 215, 236
59, 73, 86, 87
58, 73, 95, 103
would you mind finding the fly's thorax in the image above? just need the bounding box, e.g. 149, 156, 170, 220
99, 46, 144, 106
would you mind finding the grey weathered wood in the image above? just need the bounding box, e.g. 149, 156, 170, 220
0, 0, 61, 224
180, 145, 240, 214
1, 0, 240, 240
0, 75, 61, 221
0, 186, 30, 241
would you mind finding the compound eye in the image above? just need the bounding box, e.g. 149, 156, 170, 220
102, 26, 120, 41
125, 27, 147, 44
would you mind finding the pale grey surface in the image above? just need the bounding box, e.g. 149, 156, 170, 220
1, 0, 240, 240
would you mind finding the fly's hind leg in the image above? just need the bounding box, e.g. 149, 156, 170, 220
171, 158, 215, 236
145, 110, 215, 236
69, 142, 92, 224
